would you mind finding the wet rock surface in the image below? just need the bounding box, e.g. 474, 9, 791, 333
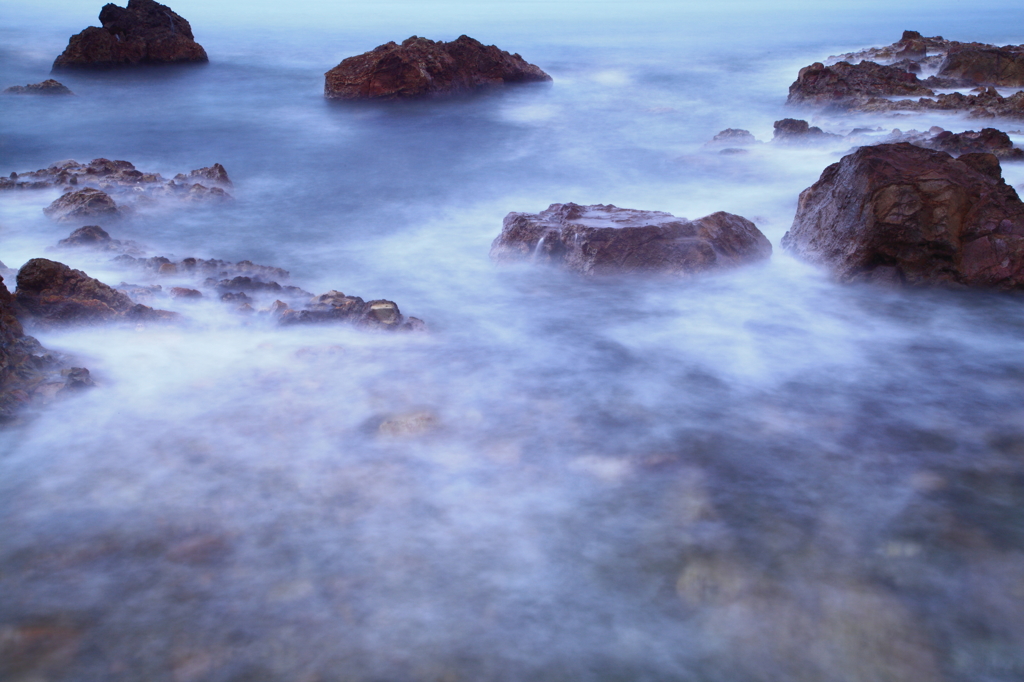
782, 143, 1024, 288
491, 203, 772, 276
52, 0, 208, 69
324, 34, 551, 100
3, 79, 74, 95
772, 118, 842, 144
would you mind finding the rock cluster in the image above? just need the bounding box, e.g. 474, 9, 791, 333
2, 158, 232, 214
52, 0, 208, 69
791, 31, 1024, 118
3, 79, 74, 95
324, 35, 551, 100
782, 143, 1024, 288
491, 203, 771, 276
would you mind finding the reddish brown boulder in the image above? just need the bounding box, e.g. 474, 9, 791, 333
3, 79, 74, 95
15, 258, 177, 325
52, 0, 208, 70
781, 143, 1024, 288
772, 118, 842, 144
787, 61, 934, 106
490, 203, 772, 276
170, 287, 201, 299
939, 46, 1024, 86
324, 35, 551, 100
43, 188, 120, 223
173, 163, 231, 187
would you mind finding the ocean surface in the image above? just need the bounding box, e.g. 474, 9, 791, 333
3, 1, 1024, 680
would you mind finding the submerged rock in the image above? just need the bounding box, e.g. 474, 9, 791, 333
52, 0, 208, 69
278, 290, 424, 331
15, 258, 178, 325
781, 143, 1024, 288
705, 129, 758, 147
772, 118, 842, 144
43, 188, 121, 223
3, 79, 74, 95
324, 35, 551, 100
491, 203, 772, 276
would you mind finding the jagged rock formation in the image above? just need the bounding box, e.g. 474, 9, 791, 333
324, 35, 551, 100
52, 0, 208, 69
782, 143, 1024, 288
491, 203, 772, 276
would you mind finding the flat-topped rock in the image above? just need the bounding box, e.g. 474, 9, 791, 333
4, 79, 74, 95
491, 203, 771, 276
781, 143, 1024, 288
52, 0, 207, 70
324, 35, 551, 100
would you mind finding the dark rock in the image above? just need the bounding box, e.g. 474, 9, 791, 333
3, 79, 74, 95
856, 89, 1024, 119
173, 163, 231, 187
939, 46, 1024, 87
706, 129, 758, 147
52, 0, 208, 70
43, 188, 120, 223
324, 34, 551, 100
490, 203, 772, 276
772, 118, 842, 144
278, 291, 415, 330
787, 61, 934, 106
781, 143, 1024, 288
170, 287, 201, 299
930, 128, 1024, 161
15, 258, 178, 325
61, 367, 94, 390
55, 225, 145, 254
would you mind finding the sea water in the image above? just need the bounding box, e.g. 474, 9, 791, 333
2, 1, 1024, 680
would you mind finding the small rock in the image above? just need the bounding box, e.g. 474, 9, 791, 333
3, 79, 74, 95
43, 188, 120, 223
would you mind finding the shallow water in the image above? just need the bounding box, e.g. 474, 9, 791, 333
3, 2, 1024, 681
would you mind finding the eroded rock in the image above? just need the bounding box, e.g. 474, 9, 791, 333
324, 35, 551, 100
781, 143, 1024, 288
52, 0, 208, 70
772, 118, 842, 144
491, 203, 771, 276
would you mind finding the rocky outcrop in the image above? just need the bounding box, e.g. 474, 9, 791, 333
43, 188, 121, 223
705, 129, 758, 147
324, 35, 551, 100
15, 258, 178, 326
856, 88, 1024, 119
173, 163, 231, 187
52, 0, 208, 70
491, 203, 771, 276
781, 143, 1024, 288
787, 61, 934, 106
938, 45, 1024, 87
3, 79, 74, 95
55, 225, 146, 254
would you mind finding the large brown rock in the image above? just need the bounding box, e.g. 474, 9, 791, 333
52, 0, 208, 70
491, 203, 772, 276
43, 188, 121, 223
15, 258, 177, 325
787, 61, 934, 106
781, 143, 1024, 288
324, 35, 551, 100
939, 46, 1024, 86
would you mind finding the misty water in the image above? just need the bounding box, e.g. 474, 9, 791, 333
3, 1, 1024, 680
